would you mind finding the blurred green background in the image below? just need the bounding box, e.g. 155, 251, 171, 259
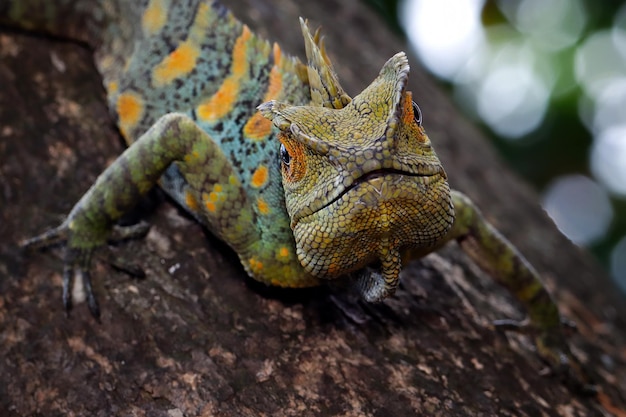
365, 0, 626, 293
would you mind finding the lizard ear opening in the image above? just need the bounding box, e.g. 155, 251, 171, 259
299, 17, 352, 109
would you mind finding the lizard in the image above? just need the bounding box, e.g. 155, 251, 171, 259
1, 0, 593, 393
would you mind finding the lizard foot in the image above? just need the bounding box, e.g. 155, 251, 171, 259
494, 318, 598, 396
21, 220, 151, 320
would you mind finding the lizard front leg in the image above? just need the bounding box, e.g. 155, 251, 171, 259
442, 190, 595, 393
22, 113, 259, 318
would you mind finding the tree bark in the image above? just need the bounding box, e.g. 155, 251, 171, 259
0, 0, 624, 416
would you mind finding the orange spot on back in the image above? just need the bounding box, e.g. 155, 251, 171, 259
250, 165, 269, 188
244, 65, 283, 141
107, 81, 118, 94
265, 66, 283, 100
142, 0, 168, 35
243, 113, 273, 141
272, 42, 282, 66
116, 92, 144, 138
279, 247, 289, 258
257, 197, 270, 215
232, 25, 252, 76
197, 78, 238, 121
197, 26, 252, 122
190, 2, 212, 38
152, 41, 200, 87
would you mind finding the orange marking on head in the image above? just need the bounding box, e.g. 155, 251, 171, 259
279, 133, 307, 183
152, 40, 200, 87
402, 92, 428, 142
185, 191, 199, 212
142, 0, 168, 35
116, 92, 144, 133
214, 184, 223, 193
279, 247, 290, 258
209, 191, 219, 202
196, 25, 252, 122
251, 165, 269, 188
402, 92, 415, 124
257, 197, 271, 215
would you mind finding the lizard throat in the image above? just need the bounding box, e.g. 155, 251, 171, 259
290, 168, 454, 280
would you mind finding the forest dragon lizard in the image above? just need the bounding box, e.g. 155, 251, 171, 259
1, 0, 592, 393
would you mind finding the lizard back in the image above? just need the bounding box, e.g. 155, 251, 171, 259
3, 0, 313, 282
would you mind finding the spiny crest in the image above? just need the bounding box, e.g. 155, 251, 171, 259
258, 52, 411, 157
299, 17, 351, 109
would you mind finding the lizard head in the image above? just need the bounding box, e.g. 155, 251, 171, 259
258, 23, 455, 300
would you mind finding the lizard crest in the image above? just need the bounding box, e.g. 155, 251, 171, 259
259, 21, 455, 300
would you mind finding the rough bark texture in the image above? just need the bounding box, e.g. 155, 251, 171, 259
1, 0, 625, 416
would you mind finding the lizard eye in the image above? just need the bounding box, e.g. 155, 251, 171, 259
280, 143, 291, 167
412, 101, 422, 126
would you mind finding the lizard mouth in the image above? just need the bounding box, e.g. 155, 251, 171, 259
315, 166, 446, 215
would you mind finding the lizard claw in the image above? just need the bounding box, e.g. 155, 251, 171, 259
63, 244, 101, 321
494, 318, 597, 396
62, 264, 73, 315
493, 318, 532, 333
534, 331, 597, 396
81, 268, 101, 321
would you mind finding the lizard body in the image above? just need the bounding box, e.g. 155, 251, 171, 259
1, 0, 592, 392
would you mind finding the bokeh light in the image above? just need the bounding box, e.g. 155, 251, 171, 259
542, 175, 613, 245
400, 0, 484, 79
611, 236, 626, 293
590, 126, 626, 197
476, 62, 549, 138
499, 0, 586, 52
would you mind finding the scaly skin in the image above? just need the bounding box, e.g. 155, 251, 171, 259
1, 0, 593, 393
